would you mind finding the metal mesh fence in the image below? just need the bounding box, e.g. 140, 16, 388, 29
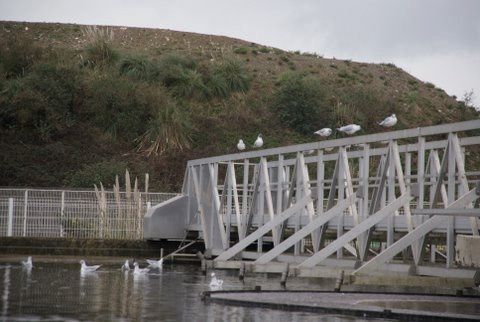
0, 188, 178, 240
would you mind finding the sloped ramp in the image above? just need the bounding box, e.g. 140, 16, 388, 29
144, 194, 187, 239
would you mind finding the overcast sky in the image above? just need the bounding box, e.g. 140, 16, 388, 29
1, 0, 479, 106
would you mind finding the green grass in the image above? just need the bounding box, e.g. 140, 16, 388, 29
233, 46, 248, 55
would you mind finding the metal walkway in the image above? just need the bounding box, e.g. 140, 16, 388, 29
146, 120, 480, 278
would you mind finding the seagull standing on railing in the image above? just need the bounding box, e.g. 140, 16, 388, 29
133, 262, 149, 275
209, 272, 223, 290
121, 260, 130, 271
337, 124, 361, 135
253, 134, 263, 148
314, 128, 332, 137
80, 260, 101, 274
378, 114, 397, 127
146, 257, 163, 269
22, 256, 33, 269
237, 139, 246, 151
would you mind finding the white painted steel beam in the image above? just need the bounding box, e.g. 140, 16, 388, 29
208, 164, 228, 249
260, 157, 279, 245
190, 166, 211, 248
255, 193, 357, 264
354, 189, 479, 275
451, 134, 479, 235
299, 193, 412, 268
214, 193, 313, 262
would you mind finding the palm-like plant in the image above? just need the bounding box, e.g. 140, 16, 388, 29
136, 103, 191, 156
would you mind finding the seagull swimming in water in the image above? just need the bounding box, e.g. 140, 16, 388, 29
237, 139, 246, 151
314, 128, 332, 137
133, 262, 149, 275
80, 260, 101, 274
337, 124, 361, 135
378, 114, 397, 127
22, 256, 33, 269
146, 257, 163, 269
121, 260, 130, 271
209, 272, 223, 290
253, 134, 263, 148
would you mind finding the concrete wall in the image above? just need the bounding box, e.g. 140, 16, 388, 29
144, 195, 188, 240
456, 235, 480, 268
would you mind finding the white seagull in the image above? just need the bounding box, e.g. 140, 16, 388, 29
209, 272, 223, 290
253, 134, 263, 148
80, 260, 101, 274
237, 139, 246, 151
337, 124, 361, 135
378, 114, 397, 127
146, 257, 163, 269
121, 260, 130, 271
133, 262, 149, 275
314, 128, 332, 137
22, 256, 33, 269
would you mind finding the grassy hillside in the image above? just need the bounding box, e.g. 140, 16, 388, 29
0, 21, 477, 191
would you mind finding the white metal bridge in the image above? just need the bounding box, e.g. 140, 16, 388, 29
145, 120, 480, 278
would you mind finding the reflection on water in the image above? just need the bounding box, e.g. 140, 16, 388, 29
0, 262, 379, 321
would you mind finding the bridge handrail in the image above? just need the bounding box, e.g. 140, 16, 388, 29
187, 120, 480, 166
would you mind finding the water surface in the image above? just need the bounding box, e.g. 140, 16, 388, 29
0, 262, 386, 321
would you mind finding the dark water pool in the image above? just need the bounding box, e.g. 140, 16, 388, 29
0, 261, 387, 321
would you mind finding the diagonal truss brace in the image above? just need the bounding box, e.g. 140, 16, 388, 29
214, 193, 314, 262
299, 193, 412, 268
354, 188, 479, 275
208, 164, 228, 249
254, 193, 357, 264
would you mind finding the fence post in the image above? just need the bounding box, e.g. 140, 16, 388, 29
60, 190, 65, 237
23, 190, 28, 237
7, 198, 14, 237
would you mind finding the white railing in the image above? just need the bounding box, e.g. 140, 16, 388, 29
0, 188, 179, 240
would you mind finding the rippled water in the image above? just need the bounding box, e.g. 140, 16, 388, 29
0, 262, 385, 321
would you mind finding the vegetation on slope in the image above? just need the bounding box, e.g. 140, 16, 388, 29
0, 22, 477, 191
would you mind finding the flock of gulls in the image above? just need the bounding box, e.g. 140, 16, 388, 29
236, 114, 397, 151
21, 256, 224, 290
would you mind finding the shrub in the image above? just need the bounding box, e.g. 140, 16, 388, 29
272, 72, 329, 134
0, 37, 42, 77
2, 63, 80, 140
151, 53, 210, 98
233, 46, 248, 55
154, 53, 198, 86
81, 26, 118, 68
65, 160, 128, 188
159, 53, 196, 70
207, 73, 229, 98
172, 68, 208, 98
136, 101, 192, 156
259, 47, 270, 53
85, 76, 156, 139
335, 88, 395, 129
119, 55, 152, 80
337, 69, 350, 78
26, 63, 79, 116
212, 58, 250, 94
